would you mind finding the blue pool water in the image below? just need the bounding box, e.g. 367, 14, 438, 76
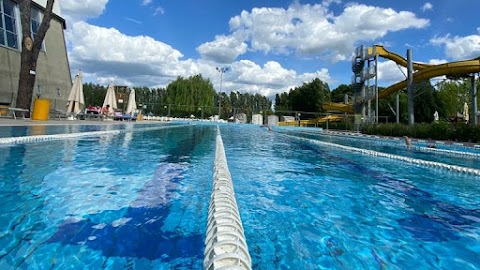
0, 123, 479, 269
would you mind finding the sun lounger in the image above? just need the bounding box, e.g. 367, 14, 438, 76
9, 107, 29, 119
49, 109, 69, 120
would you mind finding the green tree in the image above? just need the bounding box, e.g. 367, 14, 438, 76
83, 83, 107, 107
165, 75, 216, 117
413, 80, 439, 123
436, 80, 470, 120
289, 78, 331, 113
378, 89, 408, 124
274, 92, 289, 113
331, 84, 353, 103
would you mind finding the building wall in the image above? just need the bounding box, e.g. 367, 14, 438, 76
0, 2, 71, 110
251, 114, 263, 125
32, 0, 62, 15
267, 115, 279, 126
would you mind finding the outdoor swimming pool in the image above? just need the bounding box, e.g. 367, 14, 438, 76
0, 122, 479, 269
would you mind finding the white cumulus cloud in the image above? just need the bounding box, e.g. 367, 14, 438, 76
421, 2, 433, 12
61, 0, 109, 24
65, 21, 329, 97
226, 60, 332, 97
431, 34, 480, 60
198, 3, 429, 63
377, 60, 407, 85
67, 22, 184, 86
196, 35, 248, 63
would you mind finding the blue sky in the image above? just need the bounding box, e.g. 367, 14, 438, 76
58, 0, 480, 98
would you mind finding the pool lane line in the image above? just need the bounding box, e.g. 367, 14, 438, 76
281, 133, 480, 176
286, 130, 480, 159
0, 124, 191, 146
324, 130, 480, 153
204, 127, 252, 270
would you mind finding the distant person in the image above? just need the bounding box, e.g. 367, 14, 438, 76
102, 105, 110, 114
433, 111, 439, 123
427, 144, 437, 149
102, 105, 110, 119
261, 124, 273, 132
404, 136, 412, 149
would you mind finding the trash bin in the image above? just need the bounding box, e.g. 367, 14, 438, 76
32, 99, 50, 120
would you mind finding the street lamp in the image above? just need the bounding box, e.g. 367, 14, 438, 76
216, 66, 229, 120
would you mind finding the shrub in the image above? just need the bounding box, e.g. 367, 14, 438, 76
361, 122, 478, 143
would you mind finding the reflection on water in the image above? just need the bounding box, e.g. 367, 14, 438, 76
29, 125, 47, 136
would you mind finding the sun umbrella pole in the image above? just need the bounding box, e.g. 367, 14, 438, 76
472, 74, 478, 125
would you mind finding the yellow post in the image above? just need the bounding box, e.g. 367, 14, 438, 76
32, 99, 50, 120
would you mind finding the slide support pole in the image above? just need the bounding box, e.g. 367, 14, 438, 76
407, 49, 414, 125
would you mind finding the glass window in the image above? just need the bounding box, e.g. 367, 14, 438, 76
31, 7, 41, 41
4, 15, 14, 31
6, 31, 16, 47
3, 0, 14, 16
0, 3, 3, 46
0, 0, 18, 49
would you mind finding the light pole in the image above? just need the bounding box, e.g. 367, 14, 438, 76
216, 66, 229, 120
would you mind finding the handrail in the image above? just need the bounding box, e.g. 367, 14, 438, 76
204, 127, 252, 270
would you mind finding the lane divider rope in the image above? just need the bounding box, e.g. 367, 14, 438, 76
281, 133, 480, 176
204, 127, 252, 270
285, 130, 480, 159
0, 124, 189, 145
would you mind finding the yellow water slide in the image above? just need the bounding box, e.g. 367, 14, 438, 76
316, 114, 343, 123
372, 45, 431, 71
378, 58, 480, 99
322, 102, 354, 113
322, 46, 480, 113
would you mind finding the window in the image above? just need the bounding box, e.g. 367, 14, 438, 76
0, 0, 19, 49
30, 6, 41, 41
0, 1, 45, 51
30, 6, 45, 50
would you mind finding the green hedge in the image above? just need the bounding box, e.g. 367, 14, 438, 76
362, 122, 480, 143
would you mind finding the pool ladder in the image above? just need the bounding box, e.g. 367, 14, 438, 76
204, 129, 252, 270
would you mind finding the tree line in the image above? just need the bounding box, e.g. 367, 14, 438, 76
83, 74, 271, 121
84, 72, 479, 124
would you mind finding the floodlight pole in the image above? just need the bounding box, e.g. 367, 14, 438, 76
216, 67, 228, 120
375, 55, 379, 123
